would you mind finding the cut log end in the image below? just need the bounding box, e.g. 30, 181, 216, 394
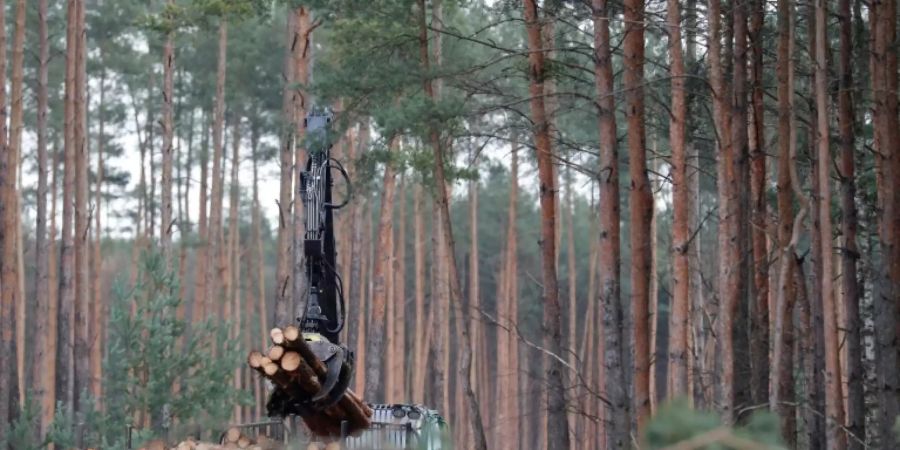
280, 351, 302, 372
283, 325, 301, 342
267, 345, 285, 361
270, 327, 284, 345
224, 427, 241, 443
248, 351, 264, 369
263, 362, 279, 377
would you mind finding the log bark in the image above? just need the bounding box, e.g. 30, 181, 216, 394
275, 11, 296, 327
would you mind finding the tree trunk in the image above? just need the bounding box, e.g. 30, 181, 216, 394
228, 117, 242, 422
593, 0, 630, 446
522, 1, 569, 447
32, 0, 56, 438
194, 109, 210, 323
393, 176, 407, 403
412, 182, 426, 403
206, 20, 227, 322
666, 0, 690, 399
57, 0, 77, 415
418, 1, 487, 447
91, 68, 106, 404
564, 165, 577, 439
771, 0, 797, 443
838, 0, 864, 445
622, 0, 652, 432
708, 0, 739, 423
160, 0, 175, 260
0, 0, 8, 427
505, 139, 521, 450
748, 0, 769, 408
814, 1, 847, 446
365, 135, 399, 399
275, 10, 296, 327
73, 0, 90, 413
291, 6, 312, 322
869, 0, 900, 446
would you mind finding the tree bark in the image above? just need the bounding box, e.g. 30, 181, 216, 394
91, 67, 106, 404
838, 0, 864, 445
411, 181, 426, 403
418, 1, 487, 447
194, 109, 210, 323
814, 1, 847, 446
748, 0, 769, 408
275, 10, 296, 327
160, 0, 175, 260
365, 135, 399, 399
869, 0, 900, 445
393, 176, 407, 403
206, 20, 227, 322
291, 6, 312, 322
622, 0, 652, 432
73, 0, 90, 413
593, 0, 630, 446
771, 0, 797, 443
522, 1, 569, 446
0, 0, 8, 428
32, 0, 56, 438
666, 0, 690, 399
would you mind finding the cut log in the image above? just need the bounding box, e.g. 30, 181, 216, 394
237, 435, 251, 448
224, 427, 241, 443
268, 345, 285, 361
248, 351, 264, 369
280, 351, 302, 372
270, 327, 284, 345
263, 362, 279, 377
283, 325, 301, 342
251, 326, 373, 437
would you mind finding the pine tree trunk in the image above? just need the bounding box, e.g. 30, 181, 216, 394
708, 0, 739, 423
522, 1, 569, 446
206, 20, 227, 322
228, 117, 241, 422
748, 0, 769, 407
593, 0, 630, 445
91, 68, 106, 404
365, 135, 399, 399
412, 182, 426, 403
275, 10, 296, 327
73, 0, 90, 413
564, 166, 577, 438
194, 110, 210, 323
418, 1, 486, 447
33, 0, 56, 438
771, 0, 797, 443
350, 126, 369, 396
622, 0, 652, 432
869, 0, 900, 446
837, 0, 864, 445
506, 140, 521, 450
393, 176, 407, 402
814, 2, 847, 446
0, 0, 8, 423
666, 0, 689, 399
57, 0, 78, 415
160, 0, 175, 260
291, 6, 312, 322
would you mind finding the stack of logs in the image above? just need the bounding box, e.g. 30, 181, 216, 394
248, 326, 372, 437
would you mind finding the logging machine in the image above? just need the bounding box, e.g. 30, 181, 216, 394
262, 108, 450, 449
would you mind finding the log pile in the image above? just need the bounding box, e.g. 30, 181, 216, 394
159, 429, 276, 450
248, 326, 372, 437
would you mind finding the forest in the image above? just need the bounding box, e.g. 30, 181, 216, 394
0, 0, 898, 449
